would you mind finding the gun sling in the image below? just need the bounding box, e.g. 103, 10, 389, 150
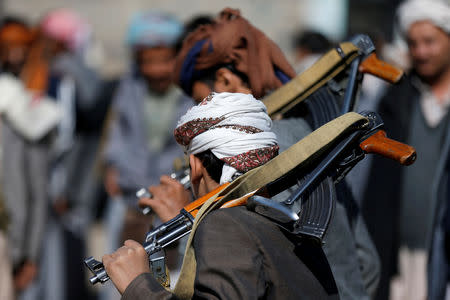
263, 42, 359, 117
173, 112, 368, 299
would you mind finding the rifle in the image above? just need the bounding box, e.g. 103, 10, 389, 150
276, 34, 403, 130
263, 34, 403, 121
84, 111, 416, 285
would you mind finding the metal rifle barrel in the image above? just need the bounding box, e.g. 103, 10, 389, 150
145, 213, 188, 241
144, 223, 192, 254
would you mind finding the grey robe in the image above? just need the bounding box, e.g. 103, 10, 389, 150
1, 119, 49, 267
104, 74, 192, 197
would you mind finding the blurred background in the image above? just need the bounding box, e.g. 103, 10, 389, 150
0, 1, 447, 300
0, 0, 402, 77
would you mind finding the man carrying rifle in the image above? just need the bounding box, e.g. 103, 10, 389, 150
138, 8, 309, 223
103, 91, 339, 299
139, 8, 379, 300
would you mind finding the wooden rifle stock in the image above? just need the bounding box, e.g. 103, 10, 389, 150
360, 130, 416, 166
359, 53, 403, 84
183, 183, 262, 218
184, 183, 229, 218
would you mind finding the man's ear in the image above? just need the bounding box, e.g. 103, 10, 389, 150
215, 67, 251, 94
214, 67, 239, 93
189, 154, 203, 185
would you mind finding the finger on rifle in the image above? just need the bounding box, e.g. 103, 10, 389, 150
142, 186, 166, 210
102, 253, 113, 266
124, 239, 143, 250
138, 196, 154, 208
148, 184, 174, 201
160, 175, 179, 185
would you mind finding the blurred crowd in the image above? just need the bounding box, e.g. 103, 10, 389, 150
0, 0, 448, 299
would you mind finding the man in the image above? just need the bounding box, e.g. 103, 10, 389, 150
140, 8, 379, 300
0, 18, 48, 296
0, 20, 23, 291
104, 11, 191, 216
0, 10, 101, 300
361, 1, 450, 299
27, 9, 104, 300
0, 17, 32, 76
104, 92, 339, 299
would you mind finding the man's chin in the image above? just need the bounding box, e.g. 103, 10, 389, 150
416, 66, 441, 81
147, 82, 172, 94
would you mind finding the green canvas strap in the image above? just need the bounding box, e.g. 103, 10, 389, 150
264, 42, 359, 118
173, 112, 368, 299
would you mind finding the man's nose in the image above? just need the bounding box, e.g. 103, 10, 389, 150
412, 43, 430, 60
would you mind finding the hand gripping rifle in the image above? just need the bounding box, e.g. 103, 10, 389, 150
84, 111, 416, 285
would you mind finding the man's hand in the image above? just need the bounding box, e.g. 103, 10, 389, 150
103, 240, 150, 295
139, 175, 191, 222
14, 261, 37, 291
104, 167, 122, 197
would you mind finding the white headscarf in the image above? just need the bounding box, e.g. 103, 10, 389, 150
174, 92, 278, 184
398, 0, 450, 34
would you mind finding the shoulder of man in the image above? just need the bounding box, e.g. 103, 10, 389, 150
193, 206, 339, 300
195, 206, 275, 239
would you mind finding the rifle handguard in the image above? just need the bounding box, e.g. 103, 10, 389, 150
358, 53, 403, 84
359, 130, 416, 166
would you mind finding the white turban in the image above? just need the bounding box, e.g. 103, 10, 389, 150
174, 92, 279, 184
398, 0, 450, 34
